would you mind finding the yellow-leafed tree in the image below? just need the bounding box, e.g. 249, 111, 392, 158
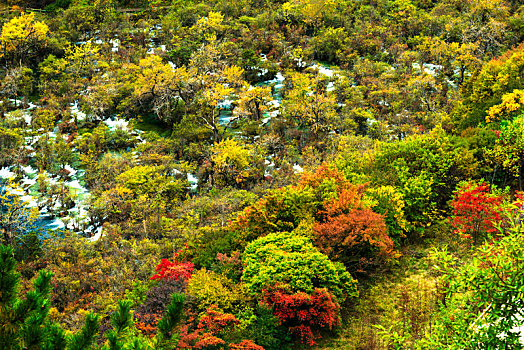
0, 12, 49, 65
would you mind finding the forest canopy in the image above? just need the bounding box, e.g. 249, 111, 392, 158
2, 0, 524, 349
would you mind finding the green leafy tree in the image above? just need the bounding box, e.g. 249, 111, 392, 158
242, 231, 358, 301
311, 27, 348, 64
352, 127, 477, 234
488, 114, 524, 190
187, 268, 252, 315
425, 194, 524, 349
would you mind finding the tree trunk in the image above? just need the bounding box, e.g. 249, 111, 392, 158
519, 160, 522, 191
2, 228, 13, 247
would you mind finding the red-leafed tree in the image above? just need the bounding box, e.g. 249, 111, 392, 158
262, 287, 340, 346
150, 252, 194, 281
450, 182, 505, 243
177, 305, 264, 350
314, 187, 395, 274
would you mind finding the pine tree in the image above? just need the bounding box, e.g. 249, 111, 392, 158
156, 293, 185, 349
0, 244, 100, 350
68, 313, 100, 350
106, 300, 134, 350
102, 295, 186, 350
0, 244, 53, 349
1, 244, 185, 350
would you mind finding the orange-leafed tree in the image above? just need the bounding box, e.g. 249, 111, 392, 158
230, 163, 361, 243
177, 305, 264, 350
314, 186, 395, 274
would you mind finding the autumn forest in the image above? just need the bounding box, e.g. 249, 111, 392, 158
1, 0, 524, 349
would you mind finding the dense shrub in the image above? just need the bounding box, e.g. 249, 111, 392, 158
242, 231, 358, 301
